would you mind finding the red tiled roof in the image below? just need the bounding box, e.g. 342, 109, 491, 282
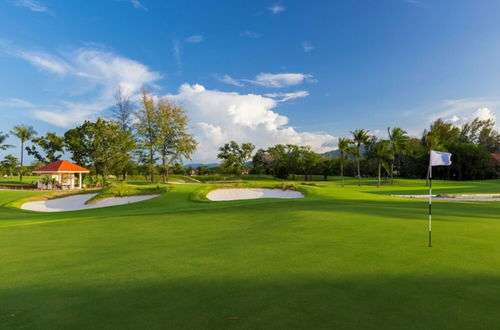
33, 160, 90, 173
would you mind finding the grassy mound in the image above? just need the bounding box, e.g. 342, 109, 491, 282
85, 182, 170, 204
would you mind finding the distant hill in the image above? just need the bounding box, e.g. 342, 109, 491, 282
184, 163, 219, 168
322, 145, 368, 158
322, 149, 340, 158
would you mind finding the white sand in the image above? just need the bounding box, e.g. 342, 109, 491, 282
392, 194, 500, 202
21, 193, 159, 212
207, 188, 304, 201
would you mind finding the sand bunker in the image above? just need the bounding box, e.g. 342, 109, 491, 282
21, 193, 159, 212
392, 194, 500, 202
207, 188, 304, 201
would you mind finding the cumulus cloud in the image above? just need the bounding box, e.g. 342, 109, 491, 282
244, 72, 315, 88
269, 4, 285, 14
186, 35, 204, 43
447, 107, 497, 126
163, 84, 335, 161
427, 98, 499, 128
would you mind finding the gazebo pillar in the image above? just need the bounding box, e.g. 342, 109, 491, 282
79, 173, 82, 189
58, 173, 62, 187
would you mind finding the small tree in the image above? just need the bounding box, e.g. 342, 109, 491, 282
155, 100, 197, 183
337, 137, 351, 187
387, 127, 409, 184
10, 125, 37, 182
109, 87, 136, 180
300, 147, 322, 181
368, 138, 393, 187
26, 132, 65, 163
1, 154, 19, 177
65, 119, 136, 180
350, 129, 370, 186
109, 87, 135, 131
320, 156, 336, 181
136, 87, 159, 181
217, 141, 255, 175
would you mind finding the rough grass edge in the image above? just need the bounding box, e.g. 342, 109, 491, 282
85, 182, 172, 204
6, 190, 97, 210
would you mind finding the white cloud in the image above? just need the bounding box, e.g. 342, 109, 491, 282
302, 41, 314, 53
428, 99, 499, 125
0, 98, 36, 108
12, 0, 49, 13
447, 107, 497, 126
3, 44, 162, 127
269, 4, 285, 14
163, 84, 335, 161
240, 30, 262, 38
116, 0, 147, 11
33, 101, 108, 127
186, 35, 204, 43
214, 74, 244, 87
265, 91, 309, 102
245, 73, 315, 88
15, 51, 70, 75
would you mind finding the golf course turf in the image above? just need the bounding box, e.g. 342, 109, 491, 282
0, 178, 499, 329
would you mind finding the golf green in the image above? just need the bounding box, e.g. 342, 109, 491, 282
0, 179, 499, 329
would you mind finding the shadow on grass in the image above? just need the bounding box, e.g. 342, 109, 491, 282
1, 276, 499, 329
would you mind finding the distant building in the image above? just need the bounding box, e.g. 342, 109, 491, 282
33, 160, 90, 190
241, 169, 249, 175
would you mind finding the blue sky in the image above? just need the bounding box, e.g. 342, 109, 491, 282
1, 0, 500, 162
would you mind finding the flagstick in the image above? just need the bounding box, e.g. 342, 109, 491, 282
428, 165, 432, 247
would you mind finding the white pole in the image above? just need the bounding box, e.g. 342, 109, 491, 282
428, 165, 432, 247
79, 173, 82, 189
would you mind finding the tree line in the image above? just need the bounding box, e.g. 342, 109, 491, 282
1, 96, 499, 184
215, 116, 499, 184
0, 88, 197, 183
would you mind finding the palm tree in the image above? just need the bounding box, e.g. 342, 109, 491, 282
337, 137, 351, 187
1, 154, 19, 177
10, 125, 37, 182
387, 127, 409, 184
0, 131, 13, 151
351, 129, 370, 186
369, 138, 393, 187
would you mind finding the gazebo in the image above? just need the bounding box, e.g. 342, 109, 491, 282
33, 160, 90, 190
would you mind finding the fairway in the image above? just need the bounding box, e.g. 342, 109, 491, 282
1, 179, 499, 329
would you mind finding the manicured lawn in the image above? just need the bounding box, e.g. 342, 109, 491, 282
0, 175, 39, 186
0, 179, 499, 329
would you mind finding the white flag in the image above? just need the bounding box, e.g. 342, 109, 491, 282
430, 150, 452, 166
